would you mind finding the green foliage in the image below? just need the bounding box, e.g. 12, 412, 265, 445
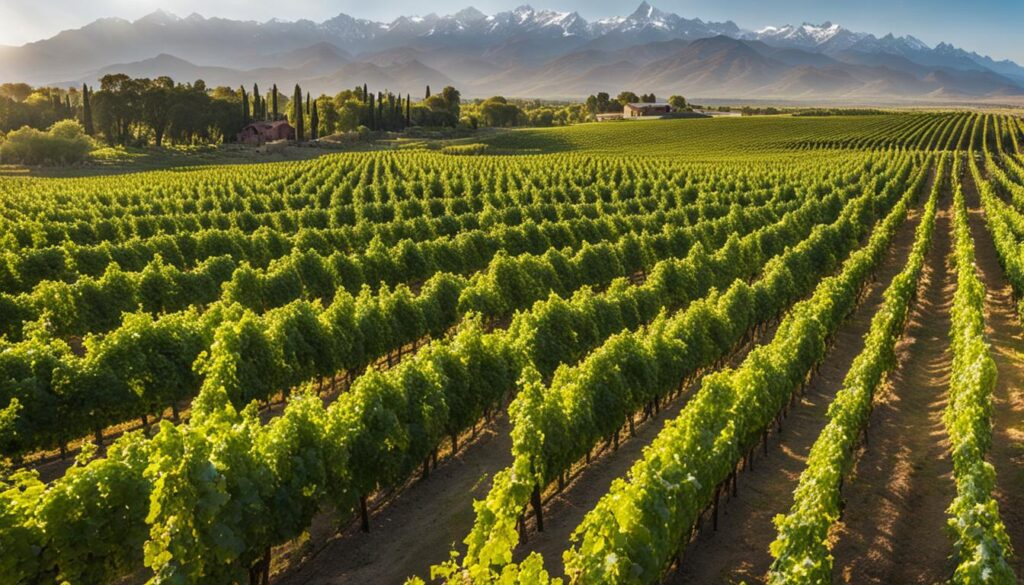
0, 119, 93, 165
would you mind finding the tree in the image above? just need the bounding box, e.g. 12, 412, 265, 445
241, 86, 250, 126
317, 95, 338, 136
441, 86, 460, 119
425, 85, 431, 99
367, 92, 375, 130
406, 94, 411, 127
292, 84, 304, 141
271, 84, 278, 120
92, 74, 145, 146
140, 76, 175, 146
479, 96, 523, 128
640, 93, 656, 103
668, 95, 687, 111
254, 84, 263, 121
0, 83, 32, 102
81, 84, 93, 135
310, 96, 319, 140
616, 91, 640, 106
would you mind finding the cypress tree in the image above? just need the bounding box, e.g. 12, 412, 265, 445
425, 85, 431, 99
368, 93, 375, 130
241, 86, 250, 126
311, 97, 320, 140
271, 84, 279, 120
306, 92, 311, 116
253, 83, 260, 120
293, 84, 304, 141
81, 84, 94, 135
405, 94, 411, 128
363, 83, 368, 103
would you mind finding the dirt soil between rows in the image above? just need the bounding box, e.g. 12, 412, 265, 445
274, 414, 513, 585
829, 169, 956, 585
667, 172, 931, 585
962, 161, 1024, 575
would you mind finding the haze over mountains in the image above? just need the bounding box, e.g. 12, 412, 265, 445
2, 2, 1022, 102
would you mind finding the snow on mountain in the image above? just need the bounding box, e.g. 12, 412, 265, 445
3, 0, 1023, 101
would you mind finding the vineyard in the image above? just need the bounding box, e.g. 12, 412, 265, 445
0, 112, 1022, 585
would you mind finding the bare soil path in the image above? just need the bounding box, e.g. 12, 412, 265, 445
274, 414, 513, 585
829, 175, 955, 585
962, 162, 1024, 575
666, 178, 929, 585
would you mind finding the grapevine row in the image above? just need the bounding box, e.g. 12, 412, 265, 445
555, 153, 926, 584
765, 154, 945, 583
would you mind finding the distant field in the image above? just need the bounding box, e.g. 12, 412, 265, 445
479, 113, 981, 156
1, 112, 1022, 585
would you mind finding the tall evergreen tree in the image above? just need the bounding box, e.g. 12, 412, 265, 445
363, 83, 368, 102
81, 84, 94, 135
241, 86, 250, 126
425, 85, 431, 99
368, 92, 375, 130
253, 83, 260, 121
306, 92, 311, 116
310, 97, 319, 140
293, 84, 304, 141
406, 94, 411, 127
271, 84, 278, 120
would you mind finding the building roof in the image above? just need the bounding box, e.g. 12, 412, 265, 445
242, 120, 293, 131
625, 102, 671, 108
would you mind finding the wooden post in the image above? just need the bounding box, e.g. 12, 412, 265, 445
531, 485, 544, 533
360, 495, 370, 533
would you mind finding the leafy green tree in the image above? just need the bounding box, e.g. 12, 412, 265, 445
668, 95, 687, 110
616, 91, 640, 106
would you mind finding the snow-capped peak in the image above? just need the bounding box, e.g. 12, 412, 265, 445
754, 21, 845, 46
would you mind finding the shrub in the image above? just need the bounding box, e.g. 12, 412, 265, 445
0, 119, 93, 165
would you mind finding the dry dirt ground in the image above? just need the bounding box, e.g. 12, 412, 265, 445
962, 162, 1024, 575
666, 174, 930, 585
829, 173, 956, 585
275, 413, 514, 585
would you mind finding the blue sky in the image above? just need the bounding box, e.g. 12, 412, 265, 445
2, 0, 1021, 63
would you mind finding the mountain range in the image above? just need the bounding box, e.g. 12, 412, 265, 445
2, 2, 1023, 102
